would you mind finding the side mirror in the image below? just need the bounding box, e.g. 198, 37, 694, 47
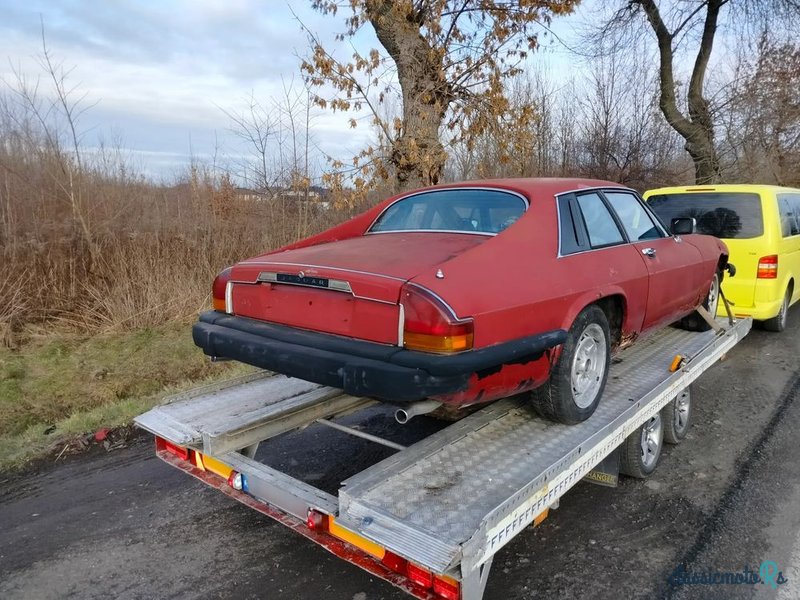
670, 217, 696, 236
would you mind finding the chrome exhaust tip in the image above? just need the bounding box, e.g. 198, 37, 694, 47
394, 400, 441, 424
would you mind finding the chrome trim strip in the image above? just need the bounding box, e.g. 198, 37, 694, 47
397, 302, 405, 347
366, 186, 530, 234
238, 261, 406, 283
257, 271, 354, 294
555, 186, 655, 259
225, 280, 233, 315
404, 282, 466, 322
364, 229, 495, 237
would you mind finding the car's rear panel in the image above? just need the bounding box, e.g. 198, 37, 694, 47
228, 233, 487, 345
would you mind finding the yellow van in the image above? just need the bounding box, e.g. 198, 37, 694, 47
644, 184, 800, 332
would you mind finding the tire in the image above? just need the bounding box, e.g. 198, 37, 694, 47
762, 286, 791, 333
680, 270, 721, 332
662, 386, 692, 444
619, 413, 664, 478
532, 305, 611, 424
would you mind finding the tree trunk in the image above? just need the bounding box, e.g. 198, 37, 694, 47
368, 2, 449, 191
638, 0, 723, 185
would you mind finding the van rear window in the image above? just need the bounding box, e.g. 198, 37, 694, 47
647, 192, 764, 239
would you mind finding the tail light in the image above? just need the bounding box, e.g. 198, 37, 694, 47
406, 563, 434, 588
156, 437, 190, 461
757, 255, 778, 279
306, 509, 328, 531
212, 266, 233, 311
401, 284, 473, 353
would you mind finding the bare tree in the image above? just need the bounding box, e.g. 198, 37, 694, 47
594, 0, 800, 184
302, 0, 580, 192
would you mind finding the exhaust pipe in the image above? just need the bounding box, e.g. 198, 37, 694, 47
394, 400, 441, 424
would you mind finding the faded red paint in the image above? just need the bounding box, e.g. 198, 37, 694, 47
220, 177, 726, 407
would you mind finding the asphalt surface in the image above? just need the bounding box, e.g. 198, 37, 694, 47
1, 310, 799, 600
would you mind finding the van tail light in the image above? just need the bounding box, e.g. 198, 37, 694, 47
401, 284, 473, 353
757, 255, 778, 279
212, 266, 233, 311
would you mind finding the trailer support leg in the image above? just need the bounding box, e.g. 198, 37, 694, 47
239, 442, 259, 459
461, 557, 493, 600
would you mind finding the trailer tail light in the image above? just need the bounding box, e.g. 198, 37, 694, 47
306, 509, 328, 531
757, 255, 778, 279
381, 550, 407, 573
227, 471, 248, 492
212, 266, 233, 311
433, 575, 461, 600
156, 437, 190, 461
406, 562, 434, 588
401, 284, 473, 354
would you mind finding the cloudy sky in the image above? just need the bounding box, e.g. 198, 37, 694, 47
0, 1, 578, 182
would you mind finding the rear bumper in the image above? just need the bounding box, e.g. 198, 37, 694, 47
192, 311, 567, 403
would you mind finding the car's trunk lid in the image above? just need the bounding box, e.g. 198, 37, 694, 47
229, 233, 486, 344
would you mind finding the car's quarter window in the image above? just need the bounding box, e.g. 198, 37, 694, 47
369, 189, 526, 234
575, 192, 625, 248
647, 192, 764, 239
604, 191, 663, 241
777, 193, 800, 237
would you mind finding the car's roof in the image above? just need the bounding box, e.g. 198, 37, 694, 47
411, 177, 628, 198
645, 183, 800, 196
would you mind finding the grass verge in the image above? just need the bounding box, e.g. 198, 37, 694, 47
0, 322, 252, 472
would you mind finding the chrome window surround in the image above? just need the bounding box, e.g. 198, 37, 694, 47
365, 187, 530, 236
555, 186, 668, 259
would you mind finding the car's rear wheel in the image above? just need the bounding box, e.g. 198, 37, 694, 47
762, 286, 791, 332
680, 270, 721, 332
533, 305, 610, 424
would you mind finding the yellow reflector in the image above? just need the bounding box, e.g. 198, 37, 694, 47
212, 297, 226, 311
329, 518, 386, 559
197, 453, 234, 480
534, 508, 549, 526
404, 331, 473, 354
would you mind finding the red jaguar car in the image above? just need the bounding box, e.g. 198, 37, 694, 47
193, 178, 729, 424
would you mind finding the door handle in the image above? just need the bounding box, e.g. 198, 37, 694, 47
642, 247, 657, 258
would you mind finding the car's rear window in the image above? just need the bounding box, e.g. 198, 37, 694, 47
647, 192, 764, 239
370, 189, 526, 235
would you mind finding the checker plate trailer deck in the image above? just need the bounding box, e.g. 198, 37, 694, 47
135, 317, 751, 600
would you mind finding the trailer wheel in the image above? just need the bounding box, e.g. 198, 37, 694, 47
619, 413, 663, 478
662, 386, 692, 444
533, 305, 610, 424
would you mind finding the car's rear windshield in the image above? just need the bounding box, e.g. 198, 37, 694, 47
647, 192, 764, 239
370, 189, 527, 235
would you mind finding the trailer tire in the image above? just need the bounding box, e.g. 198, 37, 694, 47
662, 386, 692, 444
619, 413, 663, 478
533, 305, 610, 425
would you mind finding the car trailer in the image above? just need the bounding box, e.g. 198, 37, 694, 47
135, 316, 751, 600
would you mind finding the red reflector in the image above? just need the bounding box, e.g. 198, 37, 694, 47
159, 438, 189, 461
306, 509, 328, 531
407, 563, 434, 589
381, 551, 407, 574
433, 576, 461, 600
757, 255, 778, 279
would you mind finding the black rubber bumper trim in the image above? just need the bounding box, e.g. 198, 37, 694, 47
193, 311, 567, 402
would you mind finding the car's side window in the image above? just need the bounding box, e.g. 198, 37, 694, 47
604, 191, 664, 241
575, 192, 625, 248
777, 194, 800, 237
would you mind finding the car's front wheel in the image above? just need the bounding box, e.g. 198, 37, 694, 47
533, 305, 611, 424
680, 269, 721, 332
